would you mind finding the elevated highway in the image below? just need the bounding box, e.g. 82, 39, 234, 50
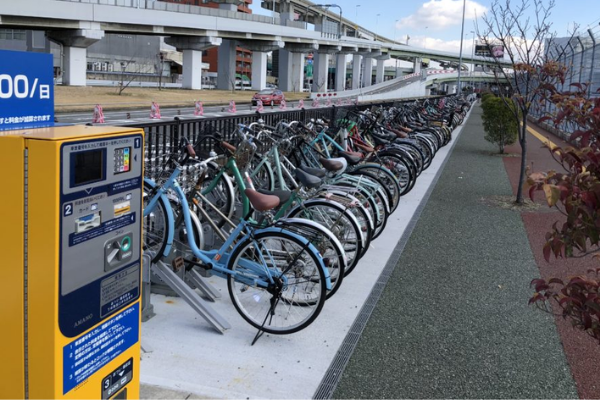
0, 0, 511, 93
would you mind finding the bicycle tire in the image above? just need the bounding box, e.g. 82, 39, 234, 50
143, 181, 171, 264
275, 218, 346, 300
286, 199, 364, 275
227, 231, 326, 334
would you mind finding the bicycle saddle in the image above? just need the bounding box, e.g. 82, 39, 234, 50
319, 157, 344, 172
338, 151, 362, 166
257, 189, 292, 205
295, 168, 322, 189
244, 188, 280, 212
299, 165, 326, 178
221, 141, 237, 153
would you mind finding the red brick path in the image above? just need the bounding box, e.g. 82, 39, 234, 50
502, 125, 600, 399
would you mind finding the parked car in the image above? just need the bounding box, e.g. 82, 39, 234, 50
252, 89, 285, 106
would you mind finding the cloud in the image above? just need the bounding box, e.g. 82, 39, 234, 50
409, 36, 466, 54
397, 0, 487, 31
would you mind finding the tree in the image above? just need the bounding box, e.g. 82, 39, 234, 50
481, 96, 519, 153
526, 66, 600, 342
478, 0, 561, 203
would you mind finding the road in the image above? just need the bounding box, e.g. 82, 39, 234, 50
55, 99, 347, 125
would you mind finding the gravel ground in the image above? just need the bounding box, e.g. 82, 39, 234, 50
331, 106, 578, 399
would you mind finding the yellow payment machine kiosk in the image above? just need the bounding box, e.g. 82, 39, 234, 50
0, 126, 144, 399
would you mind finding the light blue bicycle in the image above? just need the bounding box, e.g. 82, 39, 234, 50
142, 138, 331, 337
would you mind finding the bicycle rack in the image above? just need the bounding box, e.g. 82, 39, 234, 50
185, 268, 222, 302
147, 258, 231, 334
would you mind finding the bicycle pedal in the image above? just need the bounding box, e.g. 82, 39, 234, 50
171, 257, 185, 272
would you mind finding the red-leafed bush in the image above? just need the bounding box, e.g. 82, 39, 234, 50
527, 66, 600, 342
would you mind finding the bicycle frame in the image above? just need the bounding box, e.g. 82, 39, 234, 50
144, 167, 331, 290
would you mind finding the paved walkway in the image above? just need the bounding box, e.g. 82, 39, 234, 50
332, 105, 579, 399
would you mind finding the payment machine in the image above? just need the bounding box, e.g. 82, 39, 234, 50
0, 126, 144, 399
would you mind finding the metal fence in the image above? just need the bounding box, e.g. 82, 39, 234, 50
529, 27, 600, 142
123, 99, 437, 181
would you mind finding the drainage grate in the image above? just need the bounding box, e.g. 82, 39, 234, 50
312, 112, 470, 400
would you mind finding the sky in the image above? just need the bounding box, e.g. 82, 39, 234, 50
251, 0, 600, 57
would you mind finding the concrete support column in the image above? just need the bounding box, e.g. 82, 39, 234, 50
63, 47, 87, 86
352, 54, 362, 89
165, 36, 222, 90
335, 53, 347, 91
279, 1, 295, 25
217, 39, 237, 91
375, 54, 390, 84
182, 50, 203, 90
278, 50, 305, 92
47, 28, 104, 87
312, 52, 329, 92
414, 57, 422, 74
290, 52, 305, 92
376, 59, 385, 84
362, 57, 373, 87
251, 51, 268, 91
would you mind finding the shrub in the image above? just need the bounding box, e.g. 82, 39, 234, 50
481, 92, 495, 103
481, 97, 519, 153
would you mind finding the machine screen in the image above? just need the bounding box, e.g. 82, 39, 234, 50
72, 149, 104, 186
114, 147, 131, 174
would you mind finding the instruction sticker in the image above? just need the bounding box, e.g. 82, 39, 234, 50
68, 213, 136, 247
100, 265, 139, 317
63, 304, 139, 394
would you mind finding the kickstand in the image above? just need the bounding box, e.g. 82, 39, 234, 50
251, 329, 266, 346
250, 295, 280, 346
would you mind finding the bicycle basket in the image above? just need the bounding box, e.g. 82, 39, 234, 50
233, 140, 256, 171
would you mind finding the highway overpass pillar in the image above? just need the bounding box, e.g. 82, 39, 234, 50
335, 54, 347, 92
312, 52, 330, 92
182, 50, 203, 90
352, 55, 362, 90
362, 57, 373, 87
278, 50, 304, 92
63, 47, 87, 87
165, 36, 222, 90
237, 41, 284, 91
252, 52, 268, 91
217, 39, 237, 91
376, 54, 390, 84
47, 29, 104, 86
413, 57, 422, 74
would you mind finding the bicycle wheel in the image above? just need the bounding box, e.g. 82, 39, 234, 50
276, 218, 346, 300
227, 231, 326, 334
287, 199, 364, 275
143, 182, 171, 263
341, 171, 390, 239
197, 162, 236, 228
317, 188, 373, 259
377, 151, 415, 196
351, 164, 401, 212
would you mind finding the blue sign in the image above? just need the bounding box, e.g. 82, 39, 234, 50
0, 50, 54, 131
62, 303, 139, 394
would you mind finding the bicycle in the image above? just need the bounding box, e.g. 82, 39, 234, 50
143, 139, 331, 340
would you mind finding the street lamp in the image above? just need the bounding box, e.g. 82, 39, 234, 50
375, 13, 381, 41
470, 30, 475, 92
354, 5, 361, 37
456, 0, 466, 95
394, 19, 399, 43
